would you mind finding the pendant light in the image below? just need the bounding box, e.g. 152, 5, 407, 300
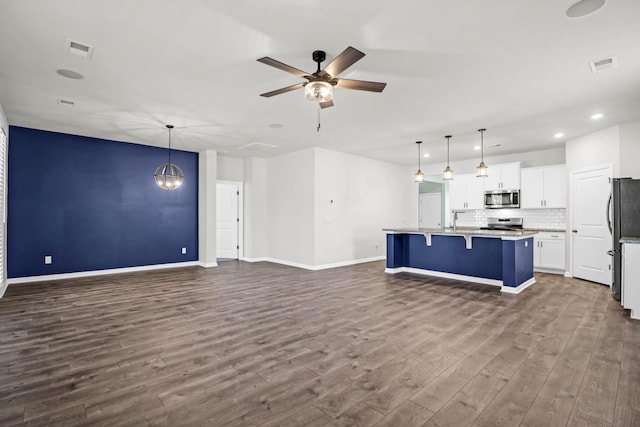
414, 141, 424, 183
476, 128, 489, 178
443, 135, 454, 180
154, 124, 184, 190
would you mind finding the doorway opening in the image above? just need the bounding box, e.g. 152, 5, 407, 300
419, 179, 446, 229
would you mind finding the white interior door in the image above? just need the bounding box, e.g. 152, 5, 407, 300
571, 165, 612, 285
216, 183, 239, 259
419, 193, 442, 228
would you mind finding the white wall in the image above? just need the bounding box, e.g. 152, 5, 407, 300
421, 146, 566, 176
265, 148, 316, 266
619, 121, 640, 178
313, 148, 415, 266
217, 155, 244, 182
198, 150, 218, 267
565, 126, 620, 178
243, 157, 268, 260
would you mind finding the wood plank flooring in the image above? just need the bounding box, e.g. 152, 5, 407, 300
1, 260, 639, 426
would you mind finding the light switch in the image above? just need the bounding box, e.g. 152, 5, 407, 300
181, 247, 187, 254
44, 255, 52, 264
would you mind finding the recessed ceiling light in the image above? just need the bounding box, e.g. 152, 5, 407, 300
554, 132, 565, 138
566, 0, 606, 18
423, 153, 430, 158
591, 113, 604, 120
473, 145, 481, 151
56, 69, 84, 79
268, 123, 283, 129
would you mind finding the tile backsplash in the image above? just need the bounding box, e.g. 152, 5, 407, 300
454, 208, 566, 230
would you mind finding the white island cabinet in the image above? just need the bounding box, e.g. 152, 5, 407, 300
521, 165, 566, 208
449, 173, 484, 210
622, 241, 640, 320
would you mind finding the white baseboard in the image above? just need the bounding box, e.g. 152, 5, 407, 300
198, 262, 218, 268
501, 277, 536, 294
242, 257, 269, 263
244, 256, 385, 271
385, 266, 502, 288
534, 267, 565, 275
564, 272, 573, 278
6, 261, 200, 285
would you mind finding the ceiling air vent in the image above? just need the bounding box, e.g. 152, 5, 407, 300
237, 142, 277, 154
589, 56, 617, 73
65, 39, 94, 59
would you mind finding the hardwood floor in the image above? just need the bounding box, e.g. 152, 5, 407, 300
1, 260, 639, 426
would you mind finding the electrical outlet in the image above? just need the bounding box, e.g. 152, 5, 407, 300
44, 255, 52, 265
181, 247, 187, 255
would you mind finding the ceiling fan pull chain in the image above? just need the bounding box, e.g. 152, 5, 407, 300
317, 104, 321, 132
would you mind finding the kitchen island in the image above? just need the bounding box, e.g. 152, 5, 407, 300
384, 228, 537, 294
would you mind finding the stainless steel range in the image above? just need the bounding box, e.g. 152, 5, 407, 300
481, 217, 524, 231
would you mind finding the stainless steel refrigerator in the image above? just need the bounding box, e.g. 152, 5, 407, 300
608, 178, 640, 301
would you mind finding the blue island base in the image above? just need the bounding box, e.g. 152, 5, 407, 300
385, 232, 535, 294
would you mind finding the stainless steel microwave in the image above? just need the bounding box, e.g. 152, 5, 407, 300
484, 189, 520, 209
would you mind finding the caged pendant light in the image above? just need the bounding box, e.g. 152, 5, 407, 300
414, 141, 424, 183
154, 124, 184, 190
443, 135, 454, 180
476, 128, 489, 178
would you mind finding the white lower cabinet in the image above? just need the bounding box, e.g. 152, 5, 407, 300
534, 232, 565, 273
622, 243, 640, 320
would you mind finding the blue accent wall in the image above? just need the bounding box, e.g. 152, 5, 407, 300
7, 126, 198, 278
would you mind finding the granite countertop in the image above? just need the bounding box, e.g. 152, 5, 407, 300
383, 227, 538, 238
620, 237, 640, 244
522, 228, 565, 233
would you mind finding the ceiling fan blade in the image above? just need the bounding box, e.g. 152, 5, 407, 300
323, 46, 365, 77
335, 79, 387, 92
257, 57, 309, 78
259, 82, 305, 97
319, 100, 334, 109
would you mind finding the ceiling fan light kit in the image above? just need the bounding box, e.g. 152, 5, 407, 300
305, 81, 333, 102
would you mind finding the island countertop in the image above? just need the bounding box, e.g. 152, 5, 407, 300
383, 227, 538, 238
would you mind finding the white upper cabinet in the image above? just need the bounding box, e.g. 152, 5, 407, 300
483, 162, 521, 191
449, 173, 484, 210
521, 164, 566, 208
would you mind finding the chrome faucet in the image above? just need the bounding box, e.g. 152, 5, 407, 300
452, 211, 459, 231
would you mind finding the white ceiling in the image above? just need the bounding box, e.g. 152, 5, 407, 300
1, 0, 639, 167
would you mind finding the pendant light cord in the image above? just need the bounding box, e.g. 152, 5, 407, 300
446, 136, 450, 166
479, 128, 485, 163
166, 124, 174, 165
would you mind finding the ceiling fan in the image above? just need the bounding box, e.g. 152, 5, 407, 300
257, 46, 387, 109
